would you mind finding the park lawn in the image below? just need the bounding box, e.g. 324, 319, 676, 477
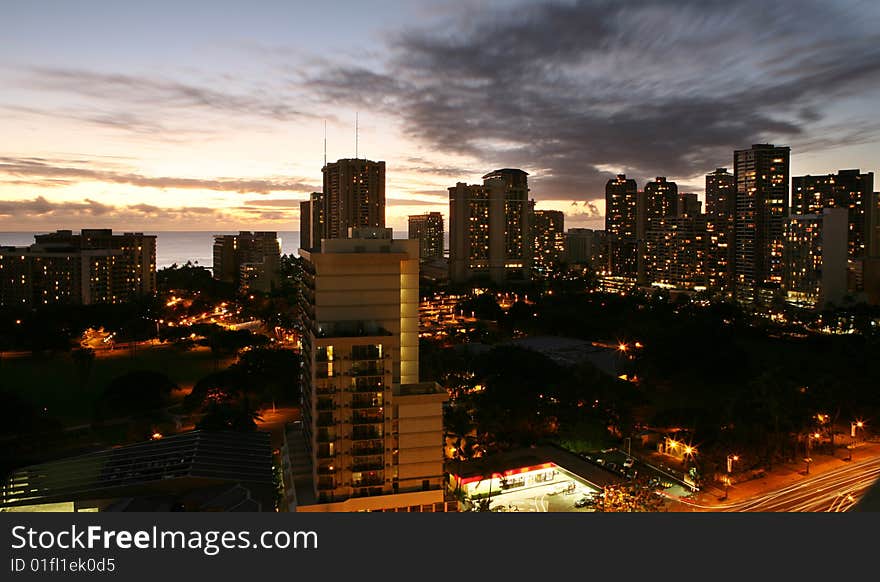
0, 345, 235, 427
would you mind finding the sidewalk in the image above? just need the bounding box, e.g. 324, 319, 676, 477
693, 441, 880, 508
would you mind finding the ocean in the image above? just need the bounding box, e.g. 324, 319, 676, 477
0, 230, 409, 269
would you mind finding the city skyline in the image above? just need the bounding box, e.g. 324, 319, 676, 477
2, 0, 880, 232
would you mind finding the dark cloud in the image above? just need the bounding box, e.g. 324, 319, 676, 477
0, 157, 317, 194
242, 198, 308, 207
0, 196, 113, 217
307, 0, 880, 199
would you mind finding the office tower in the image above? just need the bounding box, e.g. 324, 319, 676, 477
783, 208, 848, 309
290, 228, 450, 512
212, 231, 280, 293
322, 159, 385, 240
706, 168, 736, 219
532, 209, 565, 275
1, 229, 156, 306
791, 170, 874, 261
734, 143, 790, 304
299, 192, 325, 252
605, 174, 640, 278
644, 177, 679, 228
678, 193, 702, 218
408, 212, 444, 260
644, 217, 709, 289
448, 168, 533, 284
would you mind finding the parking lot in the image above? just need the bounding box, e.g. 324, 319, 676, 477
484, 473, 601, 512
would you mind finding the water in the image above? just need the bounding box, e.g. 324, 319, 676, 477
0, 231, 302, 269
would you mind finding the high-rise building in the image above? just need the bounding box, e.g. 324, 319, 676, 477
448, 169, 533, 284
408, 212, 444, 260
322, 159, 385, 240
299, 192, 325, 252
783, 208, 848, 309
644, 177, 679, 229
733, 143, 790, 304
213, 231, 280, 293
706, 168, 736, 219
290, 228, 450, 512
705, 216, 734, 294
605, 174, 640, 278
532, 209, 565, 275
565, 228, 608, 271
644, 216, 709, 289
791, 170, 874, 261
0, 229, 156, 307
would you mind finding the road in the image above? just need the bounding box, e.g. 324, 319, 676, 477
671, 456, 880, 512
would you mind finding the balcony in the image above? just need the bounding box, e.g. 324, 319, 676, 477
316, 430, 335, 443
351, 477, 384, 488
352, 428, 382, 441
317, 478, 335, 491
352, 462, 385, 472
351, 441, 384, 456
316, 399, 335, 411
352, 378, 385, 392
351, 397, 382, 409
352, 412, 384, 425
316, 414, 335, 427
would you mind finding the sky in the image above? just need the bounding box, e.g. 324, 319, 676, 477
1, 0, 879, 233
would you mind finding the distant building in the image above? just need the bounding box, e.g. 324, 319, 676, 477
299, 192, 325, 252
322, 158, 385, 240
408, 212, 444, 260
705, 216, 734, 294
532, 209, 565, 275
644, 177, 679, 229
605, 174, 640, 278
449, 169, 533, 285
734, 143, 790, 305
783, 208, 848, 309
792, 170, 874, 261
0, 229, 156, 307
565, 228, 607, 271
212, 231, 280, 293
678, 192, 702, 217
289, 228, 451, 512
705, 167, 736, 219
644, 216, 709, 289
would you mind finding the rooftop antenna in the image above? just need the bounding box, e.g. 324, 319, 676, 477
323, 119, 327, 167
355, 112, 359, 159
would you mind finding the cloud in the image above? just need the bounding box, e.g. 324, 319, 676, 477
306, 0, 880, 198
22, 66, 319, 122
0, 156, 318, 194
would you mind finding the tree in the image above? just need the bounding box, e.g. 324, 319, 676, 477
98, 370, 177, 419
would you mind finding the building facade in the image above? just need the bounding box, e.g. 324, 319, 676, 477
0, 229, 156, 307
605, 174, 640, 279
449, 169, 533, 285
408, 212, 444, 260
532, 209, 565, 276
783, 208, 848, 309
212, 231, 280, 293
292, 228, 449, 512
706, 167, 736, 219
644, 177, 679, 229
733, 143, 790, 305
321, 159, 385, 240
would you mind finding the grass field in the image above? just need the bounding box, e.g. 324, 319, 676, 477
0, 345, 235, 426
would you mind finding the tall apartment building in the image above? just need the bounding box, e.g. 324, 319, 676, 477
408, 212, 444, 260
791, 170, 874, 262
783, 208, 848, 309
605, 174, 640, 278
212, 231, 280, 293
322, 159, 385, 240
678, 193, 702, 217
532, 209, 565, 275
0, 229, 156, 307
290, 228, 449, 512
644, 217, 709, 289
449, 169, 533, 284
734, 143, 790, 304
706, 167, 736, 219
644, 177, 679, 229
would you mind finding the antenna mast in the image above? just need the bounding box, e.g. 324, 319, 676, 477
355, 112, 359, 159
323, 119, 327, 167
